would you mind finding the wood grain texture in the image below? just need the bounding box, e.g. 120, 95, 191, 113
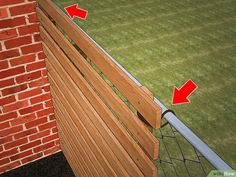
53, 97, 107, 177
46, 50, 144, 177
46, 49, 128, 177
36, 0, 161, 129
44, 44, 148, 176
37, 8, 159, 159
41, 29, 157, 176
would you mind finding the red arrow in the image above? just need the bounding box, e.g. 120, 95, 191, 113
172, 79, 198, 105
65, 4, 88, 20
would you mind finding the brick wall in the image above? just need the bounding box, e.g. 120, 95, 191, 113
0, 0, 61, 174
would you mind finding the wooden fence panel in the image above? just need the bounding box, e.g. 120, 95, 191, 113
36, 0, 161, 129
36, 1, 162, 176
45, 46, 130, 177
37, 7, 159, 159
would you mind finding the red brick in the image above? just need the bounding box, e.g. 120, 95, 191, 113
18, 24, 39, 36
18, 88, 42, 100
0, 112, 17, 123
0, 122, 10, 130
33, 141, 54, 153
0, 29, 18, 41
37, 52, 46, 59
10, 150, 33, 161
2, 84, 28, 96
0, 148, 18, 159
4, 36, 32, 49
21, 152, 43, 165
0, 49, 20, 60
42, 85, 51, 93
0, 60, 8, 70
42, 134, 59, 144
10, 54, 36, 66
0, 125, 23, 137
0, 66, 25, 79
37, 108, 54, 118
49, 114, 55, 121
15, 70, 41, 84
25, 117, 47, 129
19, 103, 43, 115
0, 8, 8, 18
18, 24, 39, 35
0, 16, 26, 29
0, 161, 21, 174
26, 60, 46, 72
21, 43, 42, 55
29, 129, 50, 141
0, 158, 10, 166
52, 127, 58, 134
9, 3, 36, 17
30, 93, 51, 105
34, 34, 41, 42
28, 13, 38, 23
11, 113, 36, 126
0, 145, 3, 152
45, 100, 53, 108
0, 95, 16, 106
3, 100, 29, 113
19, 139, 41, 151
14, 128, 37, 140
29, 77, 49, 88
41, 69, 48, 77
0, 136, 13, 145
0, 0, 25, 6
0, 78, 15, 89
44, 145, 60, 156
4, 137, 28, 150
38, 121, 57, 131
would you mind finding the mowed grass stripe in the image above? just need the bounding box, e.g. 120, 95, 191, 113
86, 0, 234, 33
93, 14, 236, 50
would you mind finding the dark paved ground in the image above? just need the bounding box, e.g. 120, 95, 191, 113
1, 152, 75, 177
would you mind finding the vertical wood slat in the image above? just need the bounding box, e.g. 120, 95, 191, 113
138, 86, 155, 132
36, 0, 161, 129
36, 8, 159, 159
42, 26, 157, 176
45, 46, 143, 176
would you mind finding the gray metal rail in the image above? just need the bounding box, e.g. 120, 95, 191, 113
68, 15, 232, 170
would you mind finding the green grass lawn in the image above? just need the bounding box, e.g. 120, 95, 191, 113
53, 0, 236, 170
